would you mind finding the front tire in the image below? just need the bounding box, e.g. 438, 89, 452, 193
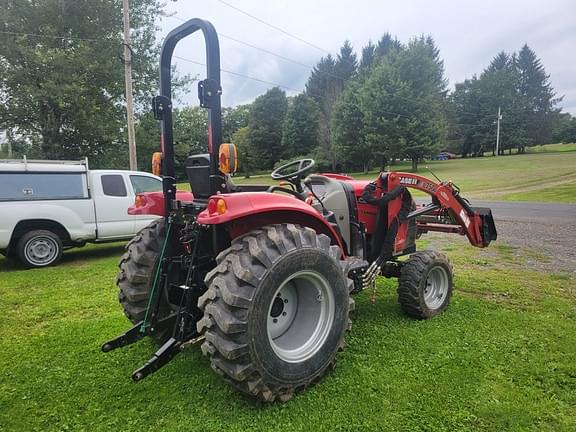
17, 230, 63, 268
397, 250, 453, 319
197, 224, 353, 402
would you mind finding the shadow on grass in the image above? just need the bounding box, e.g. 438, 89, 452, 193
0, 243, 126, 272
61, 243, 125, 264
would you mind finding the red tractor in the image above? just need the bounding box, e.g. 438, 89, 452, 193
103, 18, 497, 402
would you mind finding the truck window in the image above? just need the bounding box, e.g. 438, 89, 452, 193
0, 173, 87, 201
130, 175, 162, 194
101, 175, 127, 197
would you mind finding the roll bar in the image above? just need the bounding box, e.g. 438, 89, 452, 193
152, 18, 225, 210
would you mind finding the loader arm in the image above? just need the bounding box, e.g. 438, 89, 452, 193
385, 172, 497, 248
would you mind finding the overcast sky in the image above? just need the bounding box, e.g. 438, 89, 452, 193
157, 0, 576, 115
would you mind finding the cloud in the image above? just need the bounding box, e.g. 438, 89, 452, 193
158, 0, 575, 114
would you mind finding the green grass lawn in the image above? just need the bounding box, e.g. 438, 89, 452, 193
526, 143, 576, 153
503, 182, 576, 203
181, 143, 575, 203
1, 239, 575, 431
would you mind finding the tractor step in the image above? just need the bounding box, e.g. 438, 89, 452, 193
347, 258, 369, 294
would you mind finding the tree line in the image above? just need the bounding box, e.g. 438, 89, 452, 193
1, 1, 574, 174
222, 36, 572, 175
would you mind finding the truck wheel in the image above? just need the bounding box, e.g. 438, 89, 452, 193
117, 219, 170, 338
397, 250, 453, 319
198, 224, 354, 402
17, 230, 63, 268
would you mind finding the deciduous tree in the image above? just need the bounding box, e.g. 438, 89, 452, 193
281, 94, 319, 158
248, 87, 287, 169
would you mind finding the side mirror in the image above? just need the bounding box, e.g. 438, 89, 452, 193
218, 143, 238, 175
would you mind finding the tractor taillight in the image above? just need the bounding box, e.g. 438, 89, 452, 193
216, 199, 227, 215
207, 198, 227, 216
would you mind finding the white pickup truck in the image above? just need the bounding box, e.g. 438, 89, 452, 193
0, 158, 161, 268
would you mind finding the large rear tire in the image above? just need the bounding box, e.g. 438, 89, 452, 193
116, 219, 170, 337
197, 224, 354, 402
397, 250, 453, 319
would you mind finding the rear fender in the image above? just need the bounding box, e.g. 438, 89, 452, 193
196, 192, 346, 255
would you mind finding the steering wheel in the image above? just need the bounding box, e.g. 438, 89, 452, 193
271, 159, 316, 182
269, 158, 316, 196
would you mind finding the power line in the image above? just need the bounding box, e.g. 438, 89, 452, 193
174, 55, 425, 121
167, 15, 313, 69
219, 32, 312, 69
3, 29, 493, 128
214, 0, 330, 54
165, 15, 486, 118
166, 14, 356, 83
0, 30, 112, 43
174, 55, 495, 128
168, 15, 313, 69
3, 30, 495, 131
174, 55, 301, 92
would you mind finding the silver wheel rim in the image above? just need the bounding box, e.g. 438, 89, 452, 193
24, 236, 59, 266
267, 270, 335, 363
423, 266, 449, 309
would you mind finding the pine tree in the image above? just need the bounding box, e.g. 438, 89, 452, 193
333, 81, 370, 171
516, 44, 559, 148
359, 41, 376, 76
305, 43, 357, 171
335, 40, 358, 83
360, 36, 447, 171
450, 45, 560, 156
481, 52, 524, 155
375, 33, 402, 60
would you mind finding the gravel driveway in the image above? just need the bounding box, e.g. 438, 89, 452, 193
421, 200, 576, 274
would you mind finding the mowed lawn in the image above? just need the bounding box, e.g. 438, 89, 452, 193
200, 143, 576, 203
1, 237, 575, 431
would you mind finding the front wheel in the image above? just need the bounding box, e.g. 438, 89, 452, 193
397, 250, 453, 319
197, 224, 353, 402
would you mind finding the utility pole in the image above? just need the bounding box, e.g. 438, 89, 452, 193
122, 0, 137, 170
495, 106, 502, 157
6, 129, 13, 158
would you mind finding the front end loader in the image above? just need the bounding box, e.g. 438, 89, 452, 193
102, 18, 497, 402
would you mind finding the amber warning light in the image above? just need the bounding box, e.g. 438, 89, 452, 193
152, 152, 162, 176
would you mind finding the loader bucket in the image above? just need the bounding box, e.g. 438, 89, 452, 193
472, 207, 497, 246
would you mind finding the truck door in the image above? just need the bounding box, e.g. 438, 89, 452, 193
127, 174, 163, 232
93, 173, 135, 238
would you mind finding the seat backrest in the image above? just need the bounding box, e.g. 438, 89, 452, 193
185, 154, 211, 199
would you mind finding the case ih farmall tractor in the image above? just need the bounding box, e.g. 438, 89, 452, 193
102, 18, 497, 402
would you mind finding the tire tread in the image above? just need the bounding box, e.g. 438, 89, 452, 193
198, 223, 354, 402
